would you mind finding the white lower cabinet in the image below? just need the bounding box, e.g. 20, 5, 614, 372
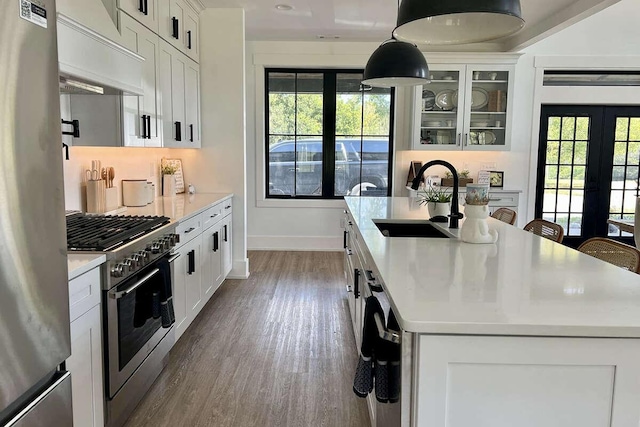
221, 214, 232, 277
201, 222, 223, 303
67, 265, 104, 427
172, 197, 233, 342
174, 233, 202, 340
416, 335, 640, 427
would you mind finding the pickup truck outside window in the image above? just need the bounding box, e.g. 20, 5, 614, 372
265, 69, 394, 199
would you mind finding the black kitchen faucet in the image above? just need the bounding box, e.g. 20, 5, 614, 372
411, 160, 464, 229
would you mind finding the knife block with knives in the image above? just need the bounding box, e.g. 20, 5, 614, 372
86, 162, 117, 213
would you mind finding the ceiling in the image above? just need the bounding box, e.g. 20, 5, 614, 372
201, 0, 620, 50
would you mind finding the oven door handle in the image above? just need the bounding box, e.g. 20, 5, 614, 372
109, 268, 160, 299
168, 253, 181, 263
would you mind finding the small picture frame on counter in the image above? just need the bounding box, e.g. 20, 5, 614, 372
490, 171, 504, 188
162, 158, 185, 193
477, 170, 491, 185
406, 161, 423, 186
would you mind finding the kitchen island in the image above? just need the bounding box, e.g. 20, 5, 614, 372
345, 197, 640, 427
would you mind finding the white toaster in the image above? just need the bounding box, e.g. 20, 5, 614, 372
122, 180, 149, 207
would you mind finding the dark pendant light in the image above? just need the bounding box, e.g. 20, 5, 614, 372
362, 39, 430, 88
393, 0, 525, 45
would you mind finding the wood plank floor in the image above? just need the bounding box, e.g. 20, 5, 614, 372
124, 251, 370, 427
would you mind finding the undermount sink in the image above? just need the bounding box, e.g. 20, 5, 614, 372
373, 220, 450, 238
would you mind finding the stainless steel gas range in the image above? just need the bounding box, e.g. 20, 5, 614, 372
66, 213, 180, 427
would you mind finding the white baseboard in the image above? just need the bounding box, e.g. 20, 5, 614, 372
228, 258, 250, 279
248, 235, 343, 251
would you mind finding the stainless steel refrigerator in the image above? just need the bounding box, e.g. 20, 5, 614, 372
0, 0, 73, 425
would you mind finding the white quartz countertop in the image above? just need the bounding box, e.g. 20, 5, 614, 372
124, 193, 233, 222
68, 254, 106, 281
346, 196, 640, 337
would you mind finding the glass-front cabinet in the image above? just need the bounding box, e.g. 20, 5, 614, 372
412, 61, 516, 151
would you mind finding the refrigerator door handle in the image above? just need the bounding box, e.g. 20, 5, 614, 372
4, 371, 71, 427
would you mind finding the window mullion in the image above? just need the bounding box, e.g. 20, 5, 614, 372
322, 72, 337, 197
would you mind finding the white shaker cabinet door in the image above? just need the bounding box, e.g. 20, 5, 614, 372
172, 245, 188, 341
221, 215, 233, 277
68, 304, 104, 427
118, 0, 159, 33
184, 59, 201, 148
184, 234, 203, 325
201, 223, 223, 304
159, 41, 187, 148
119, 12, 162, 147
184, 7, 199, 62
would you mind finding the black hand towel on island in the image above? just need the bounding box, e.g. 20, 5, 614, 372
353, 296, 384, 398
387, 309, 401, 403
157, 258, 175, 328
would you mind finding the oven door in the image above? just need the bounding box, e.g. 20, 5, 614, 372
105, 254, 177, 398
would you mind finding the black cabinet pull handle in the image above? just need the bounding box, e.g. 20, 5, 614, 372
146, 115, 152, 139
172, 17, 179, 39
213, 232, 219, 252
189, 124, 194, 142
187, 30, 192, 49
144, 0, 149, 15
343, 230, 347, 248
187, 249, 195, 275
141, 115, 147, 139
354, 269, 360, 299
61, 119, 80, 138
175, 121, 182, 141
223, 225, 228, 242
139, 0, 145, 13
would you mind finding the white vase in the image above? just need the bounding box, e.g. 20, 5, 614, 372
163, 174, 176, 197
428, 202, 450, 218
460, 204, 498, 244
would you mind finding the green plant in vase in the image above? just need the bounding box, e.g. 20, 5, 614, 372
160, 160, 178, 196
418, 185, 452, 218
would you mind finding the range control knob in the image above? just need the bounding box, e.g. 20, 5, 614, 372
151, 242, 161, 254
130, 254, 141, 268
119, 260, 132, 276
111, 263, 124, 278
137, 250, 150, 265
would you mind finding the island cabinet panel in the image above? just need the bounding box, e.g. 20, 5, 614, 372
416, 335, 640, 427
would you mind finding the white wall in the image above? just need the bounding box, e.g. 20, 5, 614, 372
63, 146, 197, 211
246, 41, 379, 250
181, 8, 249, 278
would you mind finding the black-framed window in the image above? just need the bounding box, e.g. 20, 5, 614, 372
265, 69, 395, 199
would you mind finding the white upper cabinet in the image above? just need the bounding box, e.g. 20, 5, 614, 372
159, 40, 201, 148
185, 59, 201, 148
412, 56, 518, 152
184, 8, 200, 62
119, 12, 162, 147
158, 0, 200, 62
118, 0, 159, 33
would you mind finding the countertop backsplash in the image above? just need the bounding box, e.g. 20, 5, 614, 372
63, 146, 198, 212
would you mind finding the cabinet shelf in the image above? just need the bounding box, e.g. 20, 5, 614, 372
470, 127, 505, 130
471, 111, 506, 115
472, 80, 508, 83
429, 79, 459, 83
422, 110, 457, 114
421, 127, 456, 130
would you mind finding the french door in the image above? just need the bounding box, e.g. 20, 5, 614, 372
536, 106, 640, 248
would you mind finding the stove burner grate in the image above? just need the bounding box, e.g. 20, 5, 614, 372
66, 213, 170, 251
